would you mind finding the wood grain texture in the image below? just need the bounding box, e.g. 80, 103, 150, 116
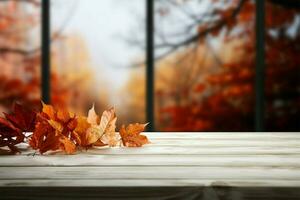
0, 132, 300, 199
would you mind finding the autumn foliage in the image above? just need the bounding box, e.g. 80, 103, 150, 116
0, 103, 149, 154
157, 0, 300, 131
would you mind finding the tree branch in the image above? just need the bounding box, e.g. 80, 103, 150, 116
156, 0, 246, 59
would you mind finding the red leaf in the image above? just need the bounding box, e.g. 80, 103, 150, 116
4, 103, 36, 132
0, 117, 25, 153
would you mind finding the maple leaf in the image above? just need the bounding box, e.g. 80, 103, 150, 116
87, 104, 100, 125
29, 103, 77, 154
41, 103, 77, 136
119, 123, 149, 147
72, 116, 98, 147
84, 106, 118, 147
4, 103, 36, 132
0, 117, 25, 153
98, 108, 118, 147
41, 102, 56, 120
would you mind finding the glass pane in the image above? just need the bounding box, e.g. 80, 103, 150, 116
155, 0, 256, 131
51, 0, 145, 125
0, 0, 41, 114
265, 1, 300, 131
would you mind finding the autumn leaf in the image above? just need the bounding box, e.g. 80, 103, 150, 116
4, 103, 36, 132
58, 135, 76, 154
29, 103, 77, 154
41, 102, 56, 120
119, 123, 149, 147
29, 116, 59, 154
87, 104, 99, 125
84, 106, 118, 147
0, 117, 25, 153
98, 108, 118, 147
41, 103, 77, 136
72, 116, 98, 147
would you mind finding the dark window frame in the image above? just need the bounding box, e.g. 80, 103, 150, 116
41, 0, 265, 132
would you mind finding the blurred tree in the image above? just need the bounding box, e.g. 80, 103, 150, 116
51, 34, 110, 115
0, 0, 109, 116
154, 0, 300, 131
0, 0, 43, 113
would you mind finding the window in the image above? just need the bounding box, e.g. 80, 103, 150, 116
50, 0, 145, 126
154, 0, 256, 131
1, 0, 299, 132
264, 0, 300, 131
0, 0, 41, 113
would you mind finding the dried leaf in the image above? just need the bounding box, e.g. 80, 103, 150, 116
4, 103, 36, 132
72, 116, 98, 147
101, 117, 118, 147
87, 104, 99, 125
119, 123, 149, 147
29, 103, 77, 154
83, 106, 118, 147
41, 102, 56, 119
99, 108, 118, 147
0, 117, 25, 153
59, 135, 76, 154
29, 114, 57, 153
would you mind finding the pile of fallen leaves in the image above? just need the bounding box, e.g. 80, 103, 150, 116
0, 103, 149, 154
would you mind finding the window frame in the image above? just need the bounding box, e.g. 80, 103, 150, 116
41, 0, 265, 132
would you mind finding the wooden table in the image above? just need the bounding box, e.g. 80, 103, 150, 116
1, 132, 300, 200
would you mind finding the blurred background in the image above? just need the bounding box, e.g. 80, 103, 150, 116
0, 0, 299, 131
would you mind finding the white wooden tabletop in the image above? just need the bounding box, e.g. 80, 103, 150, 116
1, 132, 300, 199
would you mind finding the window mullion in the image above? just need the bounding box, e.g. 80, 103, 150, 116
41, 0, 51, 103
255, 0, 266, 131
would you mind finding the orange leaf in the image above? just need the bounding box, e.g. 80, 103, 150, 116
59, 135, 76, 154
41, 102, 56, 120
72, 116, 98, 147
29, 103, 77, 154
119, 123, 149, 147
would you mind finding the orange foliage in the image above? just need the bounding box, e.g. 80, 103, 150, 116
0, 1, 70, 114
0, 102, 150, 154
119, 123, 149, 147
159, 0, 300, 131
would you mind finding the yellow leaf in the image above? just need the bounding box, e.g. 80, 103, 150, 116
99, 108, 118, 147
87, 104, 99, 125
101, 117, 118, 147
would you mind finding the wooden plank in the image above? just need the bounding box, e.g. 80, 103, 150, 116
3, 146, 300, 155
79, 146, 300, 155
1, 155, 300, 167
150, 137, 300, 142
11, 137, 300, 150
1, 132, 300, 199
1, 186, 300, 200
1, 166, 300, 180
147, 140, 300, 147
146, 132, 300, 139
1, 179, 300, 187
0, 187, 206, 200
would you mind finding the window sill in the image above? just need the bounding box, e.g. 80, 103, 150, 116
1, 132, 300, 199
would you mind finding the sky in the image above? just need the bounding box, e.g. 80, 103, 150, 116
51, 0, 145, 93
